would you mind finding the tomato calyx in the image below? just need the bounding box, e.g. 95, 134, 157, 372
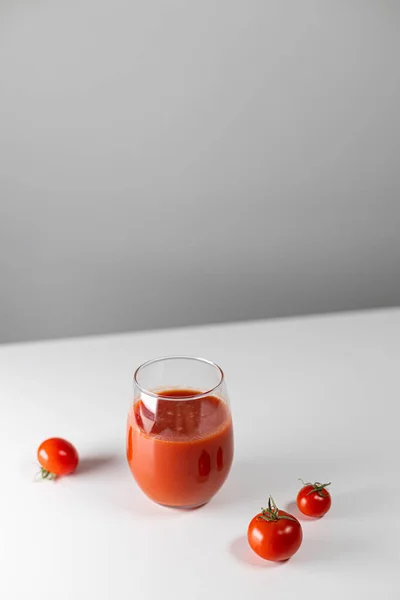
36, 468, 56, 481
257, 496, 297, 523
299, 478, 331, 498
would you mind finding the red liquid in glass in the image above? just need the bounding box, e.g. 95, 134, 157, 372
127, 389, 234, 507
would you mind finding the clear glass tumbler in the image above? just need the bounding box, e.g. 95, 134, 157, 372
127, 356, 234, 508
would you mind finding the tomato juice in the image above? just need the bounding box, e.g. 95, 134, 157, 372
127, 389, 234, 507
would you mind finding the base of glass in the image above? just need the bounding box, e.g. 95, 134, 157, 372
157, 500, 209, 510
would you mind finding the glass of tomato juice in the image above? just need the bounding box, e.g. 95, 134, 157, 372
127, 356, 234, 508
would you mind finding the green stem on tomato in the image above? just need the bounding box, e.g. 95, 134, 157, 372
39, 468, 56, 481
257, 496, 298, 523
305, 481, 331, 497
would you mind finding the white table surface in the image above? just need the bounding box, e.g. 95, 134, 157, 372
1, 309, 399, 600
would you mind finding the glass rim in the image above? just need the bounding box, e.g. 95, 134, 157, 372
133, 355, 225, 400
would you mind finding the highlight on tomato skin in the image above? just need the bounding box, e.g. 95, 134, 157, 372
37, 438, 79, 480
247, 497, 303, 562
296, 479, 332, 518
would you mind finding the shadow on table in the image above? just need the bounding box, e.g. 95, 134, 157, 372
285, 501, 315, 521
77, 453, 122, 475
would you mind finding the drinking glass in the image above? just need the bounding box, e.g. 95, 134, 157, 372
127, 356, 234, 508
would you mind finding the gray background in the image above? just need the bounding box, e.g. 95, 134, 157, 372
1, 0, 399, 344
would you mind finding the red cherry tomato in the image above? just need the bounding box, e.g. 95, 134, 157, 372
37, 438, 79, 479
248, 497, 303, 561
297, 480, 331, 518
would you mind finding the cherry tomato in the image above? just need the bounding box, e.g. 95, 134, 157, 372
297, 480, 331, 517
37, 438, 79, 479
247, 497, 303, 561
